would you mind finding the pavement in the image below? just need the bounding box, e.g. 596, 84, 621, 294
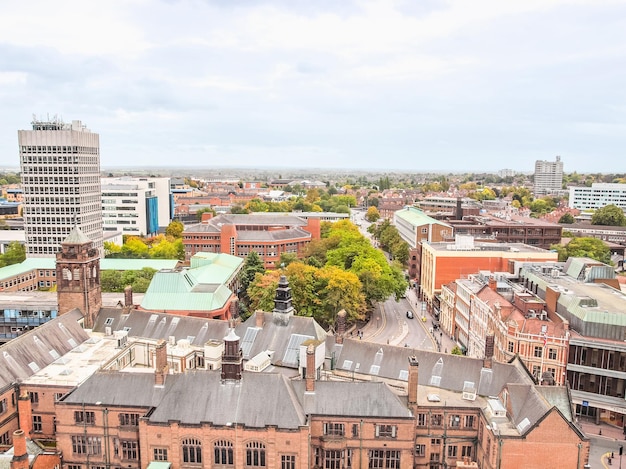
579, 419, 626, 468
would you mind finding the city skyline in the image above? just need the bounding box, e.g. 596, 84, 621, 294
1, 0, 625, 173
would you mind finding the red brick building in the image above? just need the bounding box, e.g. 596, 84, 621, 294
182, 214, 321, 269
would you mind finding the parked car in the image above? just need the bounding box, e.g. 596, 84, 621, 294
406, 311, 414, 319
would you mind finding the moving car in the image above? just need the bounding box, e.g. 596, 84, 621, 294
406, 311, 414, 319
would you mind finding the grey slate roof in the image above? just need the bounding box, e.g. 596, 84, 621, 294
62, 371, 166, 408
293, 381, 413, 419
327, 337, 533, 396
92, 308, 230, 346
236, 312, 327, 368
0, 309, 88, 390
236, 227, 311, 241
148, 371, 307, 429
62, 226, 91, 245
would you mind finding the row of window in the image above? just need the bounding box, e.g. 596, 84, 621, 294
415, 441, 473, 459
322, 422, 399, 439
417, 413, 475, 428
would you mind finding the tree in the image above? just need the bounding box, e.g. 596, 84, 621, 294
451, 346, 463, 355
165, 220, 184, 238
241, 251, 265, 293
551, 237, 611, 264
0, 241, 25, 267
195, 207, 216, 222
591, 204, 626, 226
365, 206, 380, 223
558, 213, 575, 224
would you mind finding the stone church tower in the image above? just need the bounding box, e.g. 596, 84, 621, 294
56, 226, 102, 328
272, 275, 295, 326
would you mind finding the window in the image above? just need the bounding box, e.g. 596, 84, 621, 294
549, 348, 557, 360
33, 415, 42, 433
246, 441, 266, 467
462, 445, 472, 458
323, 422, 345, 437
447, 445, 458, 458
508, 341, 514, 353
415, 445, 426, 457
54, 393, 64, 402
281, 454, 296, 469
182, 438, 202, 464
0, 431, 9, 446
431, 414, 442, 426
375, 424, 397, 438
74, 411, 96, 425
119, 413, 140, 426
417, 413, 427, 426
450, 415, 460, 427
369, 449, 400, 469
153, 448, 168, 461
0, 399, 6, 414
87, 437, 102, 455
29, 392, 39, 404
121, 440, 138, 460
464, 415, 475, 428
67, 466, 82, 469
431, 439, 441, 445
214, 440, 233, 465
72, 436, 87, 454
352, 424, 359, 437
323, 450, 343, 469
534, 346, 542, 358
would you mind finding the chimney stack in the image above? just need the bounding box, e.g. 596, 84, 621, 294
335, 309, 346, 344
484, 334, 495, 369
305, 344, 316, 392
17, 392, 32, 437
255, 310, 265, 328
11, 429, 28, 469
201, 212, 213, 223
124, 285, 133, 307
154, 339, 169, 386
488, 276, 497, 291
408, 356, 419, 405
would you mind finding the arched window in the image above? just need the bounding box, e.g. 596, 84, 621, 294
182, 438, 202, 464
214, 440, 233, 466
63, 268, 72, 280
73, 268, 80, 280
246, 441, 265, 467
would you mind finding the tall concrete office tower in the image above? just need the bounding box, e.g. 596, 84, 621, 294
533, 155, 564, 196
19, 117, 103, 257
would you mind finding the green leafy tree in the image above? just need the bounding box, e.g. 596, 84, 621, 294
451, 346, 463, 355
591, 204, 626, 226
121, 237, 150, 258
241, 251, 265, 293
104, 241, 122, 257
195, 207, 216, 222
551, 237, 611, 264
558, 213, 575, 224
165, 220, 184, 238
279, 253, 299, 268
0, 241, 26, 267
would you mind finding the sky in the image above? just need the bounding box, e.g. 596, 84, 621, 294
1, 0, 625, 174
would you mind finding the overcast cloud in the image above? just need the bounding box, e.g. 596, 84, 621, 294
1, 0, 625, 173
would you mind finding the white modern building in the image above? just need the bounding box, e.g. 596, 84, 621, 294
534, 156, 563, 196
19, 118, 103, 257
101, 176, 172, 236
569, 183, 626, 211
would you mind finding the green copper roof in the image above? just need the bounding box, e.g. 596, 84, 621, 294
140, 253, 242, 312
394, 206, 452, 227
0, 258, 56, 280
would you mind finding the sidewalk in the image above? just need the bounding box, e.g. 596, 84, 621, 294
580, 418, 626, 442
